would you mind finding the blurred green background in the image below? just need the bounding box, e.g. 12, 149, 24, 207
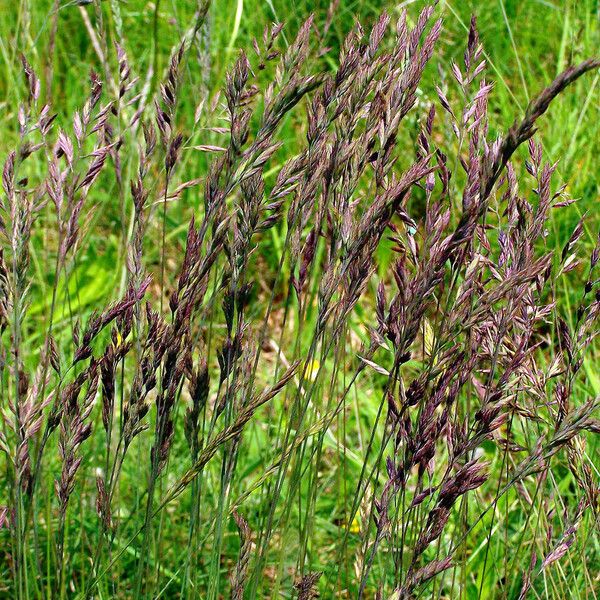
0, 2, 598, 597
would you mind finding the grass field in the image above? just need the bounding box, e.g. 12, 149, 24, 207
0, 1, 598, 598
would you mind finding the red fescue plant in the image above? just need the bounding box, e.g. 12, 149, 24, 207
0, 4, 598, 599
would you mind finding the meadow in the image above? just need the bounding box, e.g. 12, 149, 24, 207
0, 0, 598, 598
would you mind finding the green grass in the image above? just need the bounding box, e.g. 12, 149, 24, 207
3, 0, 598, 288
0, 1, 598, 598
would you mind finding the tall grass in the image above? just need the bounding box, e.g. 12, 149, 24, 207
0, 2, 598, 598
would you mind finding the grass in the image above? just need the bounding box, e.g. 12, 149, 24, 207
0, 1, 598, 598
4, 1, 598, 288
